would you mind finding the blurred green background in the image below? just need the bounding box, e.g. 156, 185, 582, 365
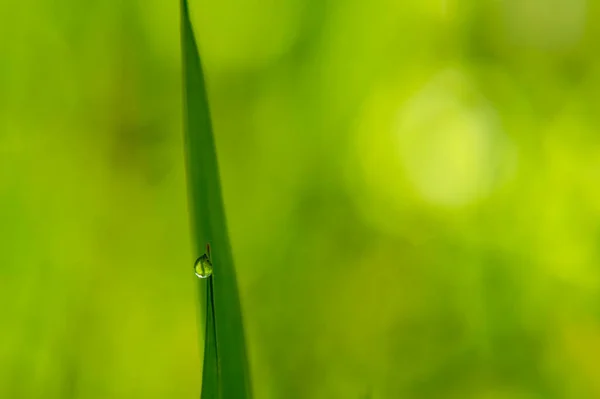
2, 0, 600, 398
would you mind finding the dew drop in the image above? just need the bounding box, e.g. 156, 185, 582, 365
194, 253, 213, 278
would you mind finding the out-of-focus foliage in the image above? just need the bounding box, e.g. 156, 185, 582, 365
2, 0, 600, 398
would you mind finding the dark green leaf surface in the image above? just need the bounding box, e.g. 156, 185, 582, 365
180, 0, 252, 397
201, 277, 219, 399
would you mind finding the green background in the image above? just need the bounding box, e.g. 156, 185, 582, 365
2, 0, 600, 397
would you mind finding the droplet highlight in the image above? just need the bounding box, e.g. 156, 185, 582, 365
194, 254, 213, 278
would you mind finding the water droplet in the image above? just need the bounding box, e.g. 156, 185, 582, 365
194, 254, 213, 278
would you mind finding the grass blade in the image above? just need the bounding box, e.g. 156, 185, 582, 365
180, 0, 252, 397
201, 276, 218, 398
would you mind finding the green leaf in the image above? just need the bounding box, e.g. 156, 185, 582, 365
201, 276, 219, 398
179, 1, 252, 398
